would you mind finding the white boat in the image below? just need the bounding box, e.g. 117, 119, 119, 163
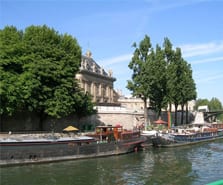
151, 112, 223, 147
141, 130, 157, 137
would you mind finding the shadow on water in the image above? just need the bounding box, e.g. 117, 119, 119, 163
1, 140, 223, 185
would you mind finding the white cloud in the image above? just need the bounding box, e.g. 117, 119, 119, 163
180, 41, 223, 58
100, 53, 132, 67
196, 73, 223, 84
190, 56, 223, 65
100, 40, 223, 67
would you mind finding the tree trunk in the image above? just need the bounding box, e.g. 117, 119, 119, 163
174, 103, 178, 126
169, 102, 172, 112
0, 115, 3, 131
186, 102, 189, 124
157, 108, 161, 120
181, 104, 184, 125
143, 98, 148, 129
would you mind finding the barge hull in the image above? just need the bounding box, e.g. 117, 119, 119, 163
0, 138, 145, 167
152, 135, 223, 148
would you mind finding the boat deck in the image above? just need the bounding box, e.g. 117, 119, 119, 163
0, 133, 94, 143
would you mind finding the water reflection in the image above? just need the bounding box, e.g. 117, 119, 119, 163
1, 140, 223, 185
146, 147, 195, 185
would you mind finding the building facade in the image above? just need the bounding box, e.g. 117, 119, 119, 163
76, 51, 119, 104
118, 96, 150, 111
118, 96, 195, 112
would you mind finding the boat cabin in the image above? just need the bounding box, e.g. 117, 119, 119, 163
88, 125, 140, 143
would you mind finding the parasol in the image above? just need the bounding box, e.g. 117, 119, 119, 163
63, 126, 79, 132
154, 119, 167, 124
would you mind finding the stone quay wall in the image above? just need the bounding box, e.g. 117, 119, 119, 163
95, 106, 147, 130
0, 108, 144, 132
1, 106, 193, 132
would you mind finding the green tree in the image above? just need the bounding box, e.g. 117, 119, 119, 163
0, 26, 25, 115
0, 25, 95, 130
195, 98, 209, 110
179, 60, 196, 124
209, 98, 223, 121
163, 37, 175, 111
127, 35, 152, 126
128, 36, 197, 126
195, 98, 223, 122
74, 91, 96, 119
166, 48, 183, 125
148, 45, 167, 117
209, 97, 223, 111
164, 38, 197, 125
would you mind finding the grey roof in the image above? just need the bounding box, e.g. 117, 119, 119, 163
81, 55, 109, 77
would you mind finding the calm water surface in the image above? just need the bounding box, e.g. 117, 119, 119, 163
1, 140, 223, 185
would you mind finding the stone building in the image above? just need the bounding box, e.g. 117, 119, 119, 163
118, 96, 150, 111
76, 51, 119, 104
118, 96, 195, 112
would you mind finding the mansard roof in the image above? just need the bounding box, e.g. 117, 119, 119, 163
80, 51, 116, 81
81, 55, 108, 76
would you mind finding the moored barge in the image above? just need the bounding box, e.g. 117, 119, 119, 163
152, 123, 223, 147
0, 125, 146, 166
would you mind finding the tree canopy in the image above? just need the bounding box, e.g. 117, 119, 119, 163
209, 97, 223, 111
148, 45, 167, 117
195, 98, 223, 121
0, 25, 95, 122
127, 35, 197, 125
127, 35, 153, 126
195, 98, 223, 111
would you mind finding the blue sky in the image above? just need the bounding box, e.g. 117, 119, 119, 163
1, 0, 223, 104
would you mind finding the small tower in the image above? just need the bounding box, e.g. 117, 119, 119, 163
86, 50, 92, 58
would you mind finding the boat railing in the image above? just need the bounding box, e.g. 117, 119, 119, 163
212, 123, 223, 129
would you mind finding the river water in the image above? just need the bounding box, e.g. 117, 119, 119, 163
1, 140, 223, 185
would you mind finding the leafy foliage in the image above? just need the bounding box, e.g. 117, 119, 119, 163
74, 92, 96, 119
195, 98, 222, 111
209, 97, 223, 111
0, 25, 94, 120
164, 40, 196, 125
195, 98, 223, 121
148, 45, 167, 116
127, 35, 153, 125
128, 36, 197, 125
127, 35, 169, 123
